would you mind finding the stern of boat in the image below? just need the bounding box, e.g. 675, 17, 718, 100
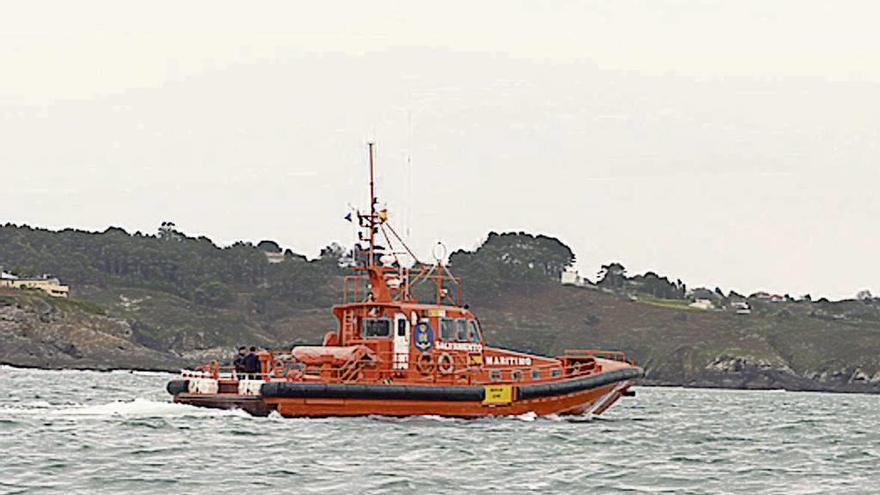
166, 368, 273, 416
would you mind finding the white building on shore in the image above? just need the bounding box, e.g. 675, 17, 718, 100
560, 269, 595, 289
688, 298, 715, 310
0, 271, 70, 298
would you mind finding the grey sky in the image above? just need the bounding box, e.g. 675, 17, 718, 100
2, 1, 878, 299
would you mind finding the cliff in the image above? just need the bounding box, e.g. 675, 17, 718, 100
0, 289, 182, 371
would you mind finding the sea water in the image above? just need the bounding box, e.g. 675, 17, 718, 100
0, 366, 877, 494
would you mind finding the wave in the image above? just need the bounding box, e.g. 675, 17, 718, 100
513, 411, 537, 422
362, 410, 596, 424
0, 400, 57, 415
52, 398, 252, 419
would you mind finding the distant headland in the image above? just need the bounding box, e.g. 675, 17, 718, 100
1, 223, 878, 393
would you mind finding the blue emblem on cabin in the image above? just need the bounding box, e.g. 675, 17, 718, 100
414, 322, 434, 353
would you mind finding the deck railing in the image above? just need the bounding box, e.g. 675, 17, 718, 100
182, 347, 633, 388
563, 349, 634, 365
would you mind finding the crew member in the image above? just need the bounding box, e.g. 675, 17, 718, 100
244, 346, 261, 379
233, 346, 247, 373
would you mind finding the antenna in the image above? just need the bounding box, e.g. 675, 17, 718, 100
406, 108, 413, 241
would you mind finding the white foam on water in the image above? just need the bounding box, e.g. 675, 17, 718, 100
513, 411, 538, 422
362, 413, 463, 424
561, 413, 597, 423
110, 369, 177, 378
0, 400, 57, 416
415, 414, 459, 423
535, 412, 595, 422
19, 400, 54, 409
52, 398, 251, 418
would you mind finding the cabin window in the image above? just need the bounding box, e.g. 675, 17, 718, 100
456, 319, 468, 341
551, 369, 561, 378
490, 370, 502, 382
362, 318, 391, 338
468, 321, 482, 343
512, 370, 523, 381
440, 318, 457, 340
531, 369, 541, 380
397, 319, 407, 337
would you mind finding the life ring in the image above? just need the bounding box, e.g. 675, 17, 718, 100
416, 353, 435, 375
437, 353, 455, 375
272, 358, 286, 378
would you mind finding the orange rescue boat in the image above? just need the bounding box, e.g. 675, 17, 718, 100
167, 144, 643, 418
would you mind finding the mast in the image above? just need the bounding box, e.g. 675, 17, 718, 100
368, 142, 376, 267
356, 142, 391, 302
349, 142, 461, 306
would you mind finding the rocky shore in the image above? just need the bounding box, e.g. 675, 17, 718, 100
0, 291, 183, 372
642, 355, 880, 394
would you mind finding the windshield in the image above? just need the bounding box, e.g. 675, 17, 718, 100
468, 320, 482, 343
440, 318, 456, 340
362, 318, 391, 338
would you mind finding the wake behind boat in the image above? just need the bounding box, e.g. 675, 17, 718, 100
167, 144, 643, 418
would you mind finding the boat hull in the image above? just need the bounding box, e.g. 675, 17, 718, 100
168, 366, 642, 418
266, 381, 631, 418
173, 393, 273, 416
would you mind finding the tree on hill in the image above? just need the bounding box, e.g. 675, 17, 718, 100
690, 287, 721, 301
158, 221, 182, 241
193, 281, 236, 308
0, 222, 341, 313
257, 240, 282, 253
628, 271, 685, 299
597, 262, 627, 290
448, 232, 575, 301
856, 289, 873, 301
316, 242, 353, 269
449, 232, 574, 277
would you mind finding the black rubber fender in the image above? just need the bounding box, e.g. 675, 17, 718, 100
260, 382, 485, 402
166, 379, 189, 396
517, 367, 644, 401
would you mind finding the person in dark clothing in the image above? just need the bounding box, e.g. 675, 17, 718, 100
233, 346, 247, 373
243, 346, 261, 378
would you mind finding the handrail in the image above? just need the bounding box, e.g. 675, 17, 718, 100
184, 368, 271, 381
563, 348, 634, 365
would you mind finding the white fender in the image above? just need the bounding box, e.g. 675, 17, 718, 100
238, 379, 263, 396
187, 378, 200, 394
188, 377, 218, 394
202, 379, 219, 394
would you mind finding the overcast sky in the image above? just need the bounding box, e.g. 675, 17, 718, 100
2, 1, 879, 299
